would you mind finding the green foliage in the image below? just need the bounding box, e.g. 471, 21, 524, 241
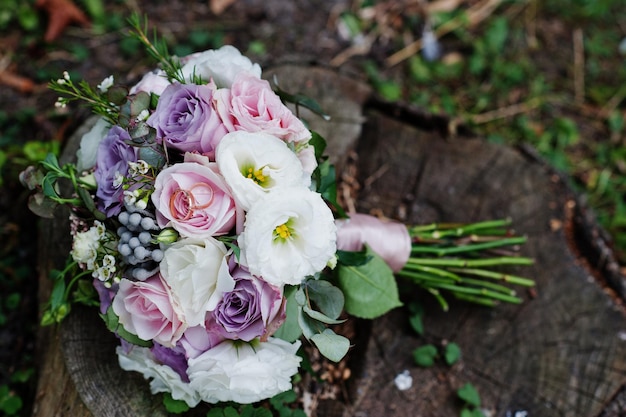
457, 383, 485, 417
0, 384, 22, 416
412, 344, 438, 367
205, 390, 305, 417
163, 392, 190, 414
336, 246, 403, 319
0, 0, 39, 31
444, 342, 461, 365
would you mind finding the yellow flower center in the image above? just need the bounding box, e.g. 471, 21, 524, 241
246, 167, 267, 185
274, 223, 292, 241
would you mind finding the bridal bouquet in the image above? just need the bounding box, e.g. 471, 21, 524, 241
21, 16, 534, 412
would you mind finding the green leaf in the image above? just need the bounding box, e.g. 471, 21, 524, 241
305, 279, 344, 319
310, 329, 350, 362
302, 305, 345, 325
162, 392, 189, 414
409, 313, 424, 336
100, 306, 152, 347
273, 287, 303, 342
336, 249, 372, 266
457, 383, 481, 407
412, 344, 438, 367
444, 342, 461, 366
49, 278, 66, 309
41, 172, 60, 199
0, 390, 22, 414
336, 247, 402, 319
207, 407, 226, 417
297, 308, 323, 340
308, 131, 326, 161
224, 406, 240, 417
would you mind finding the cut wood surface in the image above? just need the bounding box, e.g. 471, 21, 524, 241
33, 66, 626, 417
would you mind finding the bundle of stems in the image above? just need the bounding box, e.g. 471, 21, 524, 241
397, 219, 535, 310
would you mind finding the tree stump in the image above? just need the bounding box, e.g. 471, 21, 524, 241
32, 66, 626, 417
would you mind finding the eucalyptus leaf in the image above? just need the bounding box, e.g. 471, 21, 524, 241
273, 287, 303, 342
337, 247, 402, 319
27, 193, 58, 219
138, 145, 165, 169
310, 329, 350, 362
297, 308, 324, 340
302, 305, 345, 325
305, 279, 344, 319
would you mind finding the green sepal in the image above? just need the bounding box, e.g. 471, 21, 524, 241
100, 305, 152, 347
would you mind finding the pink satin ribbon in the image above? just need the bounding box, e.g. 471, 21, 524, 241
335, 213, 412, 272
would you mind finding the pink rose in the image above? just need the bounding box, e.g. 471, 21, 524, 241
151, 162, 236, 238
215, 73, 311, 143
112, 275, 186, 347
130, 69, 171, 96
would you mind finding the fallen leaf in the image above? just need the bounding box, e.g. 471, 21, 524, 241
0, 70, 35, 93
210, 0, 237, 15
36, 0, 90, 42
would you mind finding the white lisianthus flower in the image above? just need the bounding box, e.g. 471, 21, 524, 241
216, 131, 308, 211
160, 238, 235, 327
116, 346, 201, 407
238, 187, 337, 286
187, 338, 302, 404
180, 45, 261, 87
76, 117, 110, 172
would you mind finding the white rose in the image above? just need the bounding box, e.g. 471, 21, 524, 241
187, 338, 302, 404
76, 117, 110, 172
238, 187, 337, 286
160, 238, 235, 327
116, 345, 201, 407
180, 45, 262, 87
216, 131, 308, 211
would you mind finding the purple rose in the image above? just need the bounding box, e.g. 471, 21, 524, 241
212, 267, 284, 342
151, 343, 189, 382
94, 125, 137, 216
147, 83, 228, 157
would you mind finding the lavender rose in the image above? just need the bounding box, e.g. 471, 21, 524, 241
147, 83, 227, 157
212, 267, 284, 342
215, 73, 311, 144
112, 275, 186, 348
94, 125, 137, 216
151, 161, 236, 238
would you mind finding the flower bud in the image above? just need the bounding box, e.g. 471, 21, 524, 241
155, 228, 179, 244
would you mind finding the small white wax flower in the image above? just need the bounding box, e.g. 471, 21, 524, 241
394, 370, 412, 391
128, 160, 150, 176
135, 109, 150, 122
216, 131, 308, 211
71, 228, 101, 267
113, 172, 125, 189
63, 71, 70, 80
102, 254, 115, 267
97, 75, 114, 93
